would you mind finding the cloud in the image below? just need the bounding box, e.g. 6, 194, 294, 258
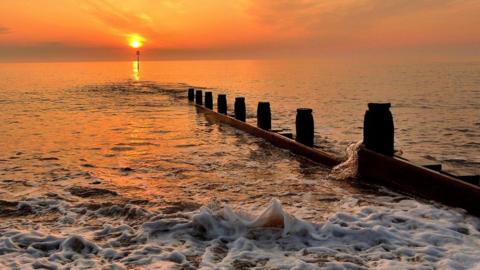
0, 0, 478, 61
0, 26, 11, 34
248, 0, 467, 26
245, 0, 479, 50
247, 0, 472, 33
82, 0, 159, 38
0, 42, 128, 62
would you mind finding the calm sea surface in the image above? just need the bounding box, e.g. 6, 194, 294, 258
2, 60, 479, 166
0, 60, 479, 269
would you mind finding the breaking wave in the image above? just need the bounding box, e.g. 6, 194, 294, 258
329, 140, 363, 180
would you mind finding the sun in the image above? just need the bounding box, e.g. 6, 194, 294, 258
130, 40, 141, 48
128, 34, 145, 49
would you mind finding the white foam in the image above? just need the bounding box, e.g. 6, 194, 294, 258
330, 140, 363, 180
0, 198, 479, 269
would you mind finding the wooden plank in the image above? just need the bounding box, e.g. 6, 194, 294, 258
195, 105, 344, 167
358, 147, 480, 216
396, 155, 442, 171
441, 168, 480, 186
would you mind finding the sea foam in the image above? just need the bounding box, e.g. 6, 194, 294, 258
0, 198, 479, 269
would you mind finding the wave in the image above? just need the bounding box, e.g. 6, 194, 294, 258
1, 198, 480, 269
329, 140, 363, 180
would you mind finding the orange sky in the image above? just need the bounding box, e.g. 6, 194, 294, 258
0, 0, 479, 61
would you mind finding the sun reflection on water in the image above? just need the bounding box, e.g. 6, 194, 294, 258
132, 60, 140, 81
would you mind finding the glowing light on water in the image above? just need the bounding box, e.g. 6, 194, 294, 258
132, 61, 140, 81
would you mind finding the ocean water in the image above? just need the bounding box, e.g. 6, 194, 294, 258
0, 60, 479, 269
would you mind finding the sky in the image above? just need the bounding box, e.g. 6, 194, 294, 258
0, 0, 479, 61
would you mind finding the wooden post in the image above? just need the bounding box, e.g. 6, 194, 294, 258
295, 108, 314, 146
257, 102, 271, 130
217, 94, 227, 114
205, 92, 213, 109
195, 90, 203, 105
234, 97, 246, 121
363, 103, 394, 156
188, 88, 195, 101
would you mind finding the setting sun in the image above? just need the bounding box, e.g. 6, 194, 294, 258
130, 41, 141, 48
128, 34, 145, 49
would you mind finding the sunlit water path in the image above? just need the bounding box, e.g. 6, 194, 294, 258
0, 61, 479, 269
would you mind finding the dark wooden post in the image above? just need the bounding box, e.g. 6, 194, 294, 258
257, 102, 271, 130
217, 94, 227, 114
205, 92, 213, 109
188, 88, 194, 101
295, 108, 314, 146
363, 103, 394, 156
234, 97, 246, 121
195, 90, 203, 105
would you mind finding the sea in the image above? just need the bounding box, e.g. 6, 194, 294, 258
0, 60, 479, 269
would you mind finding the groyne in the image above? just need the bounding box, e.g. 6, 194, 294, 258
187, 88, 480, 216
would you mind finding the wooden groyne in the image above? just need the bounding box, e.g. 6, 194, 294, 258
187, 88, 480, 216
197, 105, 343, 167
359, 148, 480, 215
